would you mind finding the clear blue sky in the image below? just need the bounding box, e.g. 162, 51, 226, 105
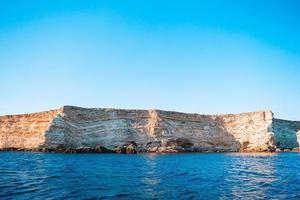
0, 0, 300, 120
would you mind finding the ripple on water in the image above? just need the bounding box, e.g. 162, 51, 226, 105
1, 152, 300, 199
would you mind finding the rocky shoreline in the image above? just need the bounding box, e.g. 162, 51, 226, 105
1, 147, 300, 154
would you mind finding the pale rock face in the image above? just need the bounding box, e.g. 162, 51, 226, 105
0, 109, 63, 149
273, 119, 300, 149
0, 106, 297, 152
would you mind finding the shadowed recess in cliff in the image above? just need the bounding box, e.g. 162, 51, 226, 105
273, 119, 300, 149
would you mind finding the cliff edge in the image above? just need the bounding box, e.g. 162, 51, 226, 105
0, 106, 299, 153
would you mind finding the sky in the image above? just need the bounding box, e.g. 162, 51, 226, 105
0, 0, 300, 120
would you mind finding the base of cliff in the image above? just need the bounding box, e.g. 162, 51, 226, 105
0, 146, 277, 154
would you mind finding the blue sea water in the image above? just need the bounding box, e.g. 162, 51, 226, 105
1, 152, 300, 199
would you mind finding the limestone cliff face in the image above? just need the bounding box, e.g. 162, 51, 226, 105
0, 106, 283, 153
273, 119, 300, 149
0, 108, 63, 149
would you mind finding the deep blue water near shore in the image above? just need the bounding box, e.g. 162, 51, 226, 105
1, 152, 300, 200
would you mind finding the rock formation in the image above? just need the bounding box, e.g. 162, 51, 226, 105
0, 106, 299, 153
273, 119, 300, 149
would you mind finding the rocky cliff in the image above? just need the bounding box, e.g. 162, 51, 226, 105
0, 106, 299, 153
273, 119, 300, 149
0, 108, 63, 150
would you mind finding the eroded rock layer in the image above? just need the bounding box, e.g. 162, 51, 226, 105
273, 119, 300, 149
0, 106, 298, 153
0, 108, 63, 149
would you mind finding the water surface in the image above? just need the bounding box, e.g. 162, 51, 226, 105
1, 152, 300, 199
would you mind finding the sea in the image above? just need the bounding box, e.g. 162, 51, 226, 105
0, 151, 300, 199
